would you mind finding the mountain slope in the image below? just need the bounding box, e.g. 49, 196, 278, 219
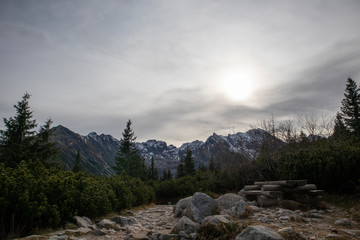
51, 125, 279, 176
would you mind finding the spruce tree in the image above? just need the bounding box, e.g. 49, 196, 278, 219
0, 93, 58, 167
209, 155, 215, 172
333, 112, 349, 138
114, 119, 147, 179
340, 78, 360, 136
148, 156, 158, 180
184, 148, 196, 175
72, 150, 82, 173
176, 159, 185, 178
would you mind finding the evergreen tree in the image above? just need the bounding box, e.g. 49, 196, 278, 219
114, 119, 147, 179
176, 159, 185, 178
209, 155, 215, 172
0, 93, 58, 167
148, 156, 158, 180
333, 112, 349, 138
167, 169, 172, 180
184, 148, 196, 175
72, 150, 82, 173
340, 78, 360, 136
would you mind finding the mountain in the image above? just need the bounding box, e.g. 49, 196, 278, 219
51, 125, 280, 176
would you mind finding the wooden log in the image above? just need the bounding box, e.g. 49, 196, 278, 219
255, 180, 307, 187
257, 195, 279, 207
242, 190, 262, 196
261, 184, 316, 193
243, 185, 261, 190
261, 191, 284, 200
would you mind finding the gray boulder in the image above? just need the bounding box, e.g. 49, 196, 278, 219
97, 219, 117, 229
185, 192, 218, 223
110, 216, 138, 226
335, 218, 351, 226
216, 193, 245, 210
236, 225, 284, 240
171, 216, 200, 234
231, 200, 249, 217
174, 196, 192, 218
73, 216, 92, 228
202, 214, 232, 226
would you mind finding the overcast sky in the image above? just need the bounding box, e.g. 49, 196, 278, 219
1, 0, 360, 146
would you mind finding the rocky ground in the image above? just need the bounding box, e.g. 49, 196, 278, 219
20, 194, 360, 240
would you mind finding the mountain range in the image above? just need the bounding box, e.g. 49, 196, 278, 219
51, 125, 277, 176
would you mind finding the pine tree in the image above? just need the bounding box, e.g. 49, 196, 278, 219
72, 150, 82, 173
340, 78, 360, 136
148, 156, 158, 180
0, 93, 58, 167
333, 112, 349, 138
209, 155, 215, 172
184, 148, 196, 176
114, 119, 147, 179
176, 159, 185, 178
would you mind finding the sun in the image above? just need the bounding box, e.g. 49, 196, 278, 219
221, 70, 253, 102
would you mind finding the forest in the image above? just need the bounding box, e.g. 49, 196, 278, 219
0, 78, 359, 239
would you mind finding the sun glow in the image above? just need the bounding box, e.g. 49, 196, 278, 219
221, 70, 254, 102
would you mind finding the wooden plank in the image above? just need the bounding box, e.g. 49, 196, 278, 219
255, 180, 307, 187
242, 190, 262, 196
261, 184, 316, 193
243, 185, 261, 190
261, 185, 282, 191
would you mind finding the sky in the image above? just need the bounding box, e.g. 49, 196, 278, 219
1, 0, 360, 146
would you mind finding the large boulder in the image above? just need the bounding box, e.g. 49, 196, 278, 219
171, 216, 200, 234
185, 192, 218, 223
202, 215, 232, 226
236, 225, 284, 240
73, 216, 92, 228
231, 200, 249, 217
110, 216, 138, 226
174, 196, 192, 218
216, 193, 245, 210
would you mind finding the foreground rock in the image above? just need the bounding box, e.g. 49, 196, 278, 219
171, 216, 200, 234
174, 196, 192, 218
184, 192, 218, 223
216, 193, 245, 211
236, 225, 284, 240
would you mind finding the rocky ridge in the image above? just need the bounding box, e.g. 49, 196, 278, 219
52, 125, 279, 176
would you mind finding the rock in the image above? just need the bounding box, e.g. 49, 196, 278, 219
236, 225, 284, 240
278, 227, 294, 234
279, 216, 290, 223
202, 215, 232, 226
325, 233, 346, 239
48, 236, 68, 240
73, 216, 92, 228
64, 227, 92, 237
171, 216, 200, 234
216, 193, 245, 210
92, 229, 106, 236
335, 218, 351, 226
149, 233, 177, 240
174, 196, 192, 218
97, 219, 117, 229
184, 192, 218, 222
111, 216, 138, 226
22, 235, 47, 240
231, 200, 249, 217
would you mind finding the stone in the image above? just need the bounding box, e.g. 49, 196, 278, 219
202, 215, 232, 226
174, 196, 192, 218
236, 225, 284, 240
335, 218, 351, 226
92, 229, 106, 236
171, 216, 200, 234
279, 216, 290, 223
22, 235, 47, 240
230, 200, 249, 217
257, 195, 279, 207
184, 192, 218, 223
97, 219, 117, 229
48, 236, 68, 240
278, 227, 294, 234
325, 233, 346, 239
149, 233, 177, 240
73, 216, 92, 228
216, 193, 245, 210
64, 227, 92, 237
111, 216, 138, 226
